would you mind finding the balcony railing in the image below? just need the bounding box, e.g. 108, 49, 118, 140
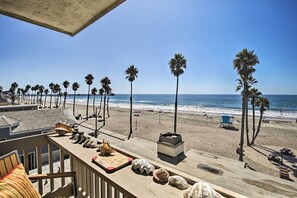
0, 133, 243, 198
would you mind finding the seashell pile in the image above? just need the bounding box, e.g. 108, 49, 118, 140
153, 168, 169, 183
184, 181, 224, 198
97, 140, 114, 156
132, 159, 155, 174
168, 175, 189, 190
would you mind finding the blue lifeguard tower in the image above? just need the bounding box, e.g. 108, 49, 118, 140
220, 114, 233, 128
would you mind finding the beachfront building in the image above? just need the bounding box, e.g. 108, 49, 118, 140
0, 104, 39, 112
0, 108, 76, 170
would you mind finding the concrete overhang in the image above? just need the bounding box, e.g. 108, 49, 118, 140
0, 0, 125, 36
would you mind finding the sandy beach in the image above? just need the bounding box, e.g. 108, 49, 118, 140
65, 103, 297, 181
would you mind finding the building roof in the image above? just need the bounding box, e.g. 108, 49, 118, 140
0, 0, 125, 36
0, 115, 20, 128
0, 109, 76, 133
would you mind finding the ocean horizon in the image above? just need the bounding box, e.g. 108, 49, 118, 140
64, 94, 297, 120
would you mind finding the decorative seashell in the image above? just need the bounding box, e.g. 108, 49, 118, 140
98, 140, 114, 156
54, 122, 73, 136
83, 138, 99, 148
168, 175, 189, 190
153, 168, 169, 183
132, 159, 155, 174
184, 182, 224, 198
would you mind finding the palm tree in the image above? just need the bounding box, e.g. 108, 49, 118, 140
236, 76, 258, 145
49, 83, 54, 108
85, 74, 94, 120
30, 86, 34, 104
169, 53, 187, 133
72, 82, 80, 116
25, 85, 31, 104
98, 88, 104, 117
17, 88, 21, 104
0, 86, 2, 95
250, 88, 262, 142
91, 87, 97, 116
251, 97, 270, 144
34, 84, 40, 104
233, 49, 259, 161
10, 82, 18, 105
100, 77, 111, 126
52, 84, 60, 108
125, 65, 138, 140
44, 89, 49, 107
63, 80, 70, 108
106, 86, 112, 118
38, 85, 44, 107
21, 88, 26, 103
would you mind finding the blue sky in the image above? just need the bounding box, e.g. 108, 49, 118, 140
1, 0, 297, 95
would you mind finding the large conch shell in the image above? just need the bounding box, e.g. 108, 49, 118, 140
97, 140, 114, 156
54, 122, 73, 136
184, 181, 224, 198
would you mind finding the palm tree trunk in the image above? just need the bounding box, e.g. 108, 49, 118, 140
49, 92, 53, 108
252, 98, 256, 143
107, 95, 110, 118
252, 108, 263, 144
239, 95, 245, 162
103, 93, 106, 126
93, 95, 96, 115
73, 91, 76, 116
245, 93, 250, 146
40, 93, 43, 107
44, 95, 47, 107
128, 81, 133, 140
174, 76, 179, 133
98, 97, 102, 116
86, 85, 90, 120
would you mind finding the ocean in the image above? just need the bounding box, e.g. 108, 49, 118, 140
66, 94, 297, 120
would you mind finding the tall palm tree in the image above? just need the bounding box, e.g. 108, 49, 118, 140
17, 88, 21, 104
250, 88, 262, 142
25, 85, 31, 104
233, 48, 259, 161
34, 84, 40, 104
98, 88, 104, 117
236, 76, 258, 146
10, 82, 18, 105
63, 80, 70, 108
85, 74, 94, 120
53, 84, 61, 108
21, 88, 26, 103
72, 82, 80, 116
251, 97, 270, 144
100, 77, 111, 126
30, 86, 35, 104
91, 87, 97, 116
38, 85, 44, 107
125, 65, 138, 140
106, 86, 112, 118
49, 83, 54, 108
169, 53, 187, 133
44, 89, 49, 107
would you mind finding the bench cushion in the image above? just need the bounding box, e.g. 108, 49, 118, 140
0, 163, 41, 198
